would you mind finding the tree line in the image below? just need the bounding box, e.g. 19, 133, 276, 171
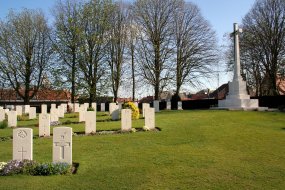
0, 0, 283, 105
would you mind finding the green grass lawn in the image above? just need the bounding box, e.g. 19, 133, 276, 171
0, 110, 285, 189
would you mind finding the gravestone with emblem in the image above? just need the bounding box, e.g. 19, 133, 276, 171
13, 128, 33, 160
121, 109, 132, 131
39, 113, 50, 137
53, 127, 72, 164
144, 107, 155, 130
29, 107, 37, 120
85, 111, 96, 134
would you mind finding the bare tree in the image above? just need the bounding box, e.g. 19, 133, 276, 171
107, 1, 128, 102
241, 0, 285, 95
52, 0, 82, 103
0, 9, 53, 104
79, 0, 114, 105
132, 0, 178, 100
173, 1, 217, 100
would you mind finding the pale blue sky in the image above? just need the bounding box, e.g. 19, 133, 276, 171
0, 0, 256, 91
0, 0, 256, 45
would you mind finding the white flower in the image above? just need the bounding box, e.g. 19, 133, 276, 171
0, 162, 7, 170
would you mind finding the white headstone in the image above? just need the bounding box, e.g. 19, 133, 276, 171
29, 107, 37, 120
16, 105, 23, 116
153, 100, 160, 112
79, 106, 86, 122
13, 128, 33, 161
4, 108, 9, 114
166, 101, 171, 110
178, 101, 183, 110
50, 108, 59, 122
58, 105, 65, 118
85, 111, 96, 134
8, 111, 17, 127
118, 103, 123, 110
144, 108, 155, 130
142, 103, 150, 117
101, 103, 105, 112
91, 103, 97, 112
74, 103, 80, 112
84, 103, 89, 110
0, 109, 5, 122
53, 127, 72, 164
39, 113, 50, 137
121, 109, 132, 131
41, 104, 47, 114
51, 104, 56, 110
109, 103, 117, 115
61, 104, 67, 113
111, 106, 119, 121
24, 105, 30, 114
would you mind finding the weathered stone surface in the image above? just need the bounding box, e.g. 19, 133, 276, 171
39, 113, 50, 137
144, 108, 155, 130
13, 128, 33, 160
51, 104, 56, 110
85, 111, 96, 134
53, 127, 72, 164
121, 109, 132, 131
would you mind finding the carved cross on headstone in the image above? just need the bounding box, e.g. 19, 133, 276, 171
18, 147, 27, 160
54, 135, 70, 160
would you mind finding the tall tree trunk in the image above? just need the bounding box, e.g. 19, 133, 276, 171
131, 46, 135, 101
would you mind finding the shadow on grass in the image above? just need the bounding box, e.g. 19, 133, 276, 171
71, 162, 79, 174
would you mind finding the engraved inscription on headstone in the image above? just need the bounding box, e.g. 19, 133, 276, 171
53, 127, 72, 164
13, 128, 33, 160
39, 113, 50, 137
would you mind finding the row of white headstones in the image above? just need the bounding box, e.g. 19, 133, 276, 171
1, 102, 160, 164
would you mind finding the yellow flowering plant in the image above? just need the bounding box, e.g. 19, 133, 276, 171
122, 102, 140, 120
